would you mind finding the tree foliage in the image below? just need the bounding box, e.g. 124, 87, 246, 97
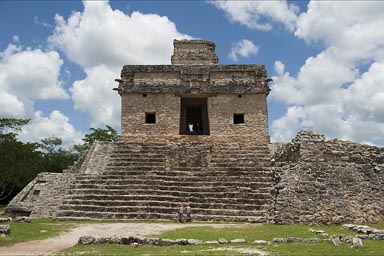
0, 120, 119, 203
83, 125, 119, 145
0, 118, 41, 202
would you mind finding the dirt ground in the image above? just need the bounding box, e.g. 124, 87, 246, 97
0, 222, 266, 255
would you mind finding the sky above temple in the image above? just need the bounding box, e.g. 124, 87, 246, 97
1, 0, 384, 147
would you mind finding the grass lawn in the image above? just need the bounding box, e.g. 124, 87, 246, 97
0, 218, 76, 247
61, 222, 384, 256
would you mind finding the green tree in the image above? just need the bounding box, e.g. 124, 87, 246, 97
38, 136, 78, 174
83, 125, 119, 145
0, 118, 42, 202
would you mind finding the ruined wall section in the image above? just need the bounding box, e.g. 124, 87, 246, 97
272, 130, 384, 225
5, 141, 114, 218
5, 172, 76, 218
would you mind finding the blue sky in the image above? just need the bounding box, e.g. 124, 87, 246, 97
1, 0, 383, 147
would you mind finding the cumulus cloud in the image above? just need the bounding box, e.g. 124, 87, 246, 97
71, 65, 121, 127
209, 0, 299, 31
0, 41, 83, 147
0, 42, 68, 118
48, 0, 192, 126
18, 110, 83, 148
270, 2, 384, 145
48, 1, 191, 69
228, 39, 259, 62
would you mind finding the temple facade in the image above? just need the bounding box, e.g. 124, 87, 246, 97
115, 40, 270, 142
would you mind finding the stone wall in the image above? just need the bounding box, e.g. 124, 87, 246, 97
272, 130, 384, 225
121, 93, 180, 138
121, 93, 269, 143
5, 141, 112, 218
5, 172, 75, 218
209, 94, 269, 141
171, 39, 218, 65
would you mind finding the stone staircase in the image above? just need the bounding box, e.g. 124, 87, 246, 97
56, 141, 274, 221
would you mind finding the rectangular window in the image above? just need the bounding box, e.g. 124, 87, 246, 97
145, 112, 156, 124
233, 113, 244, 124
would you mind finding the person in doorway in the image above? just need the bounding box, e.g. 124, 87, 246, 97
178, 204, 184, 223
185, 200, 191, 222
188, 123, 194, 134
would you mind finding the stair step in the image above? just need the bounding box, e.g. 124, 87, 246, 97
61, 199, 271, 210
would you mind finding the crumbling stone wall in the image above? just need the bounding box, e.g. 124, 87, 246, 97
272, 130, 384, 225
5, 141, 111, 217
5, 172, 75, 218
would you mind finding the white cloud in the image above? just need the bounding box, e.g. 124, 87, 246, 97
228, 39, 259, 62
270, 2, 384, 145
0, 43, 68, 118
209, 0, 299, 31
71, 65, 121, 127
0, 91, 26, 118
48, 1, 192, 69
271, 106, 306, 142
19, 110, 83, 148
48, 1, 192, 126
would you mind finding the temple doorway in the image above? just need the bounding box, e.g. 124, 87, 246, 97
180, 97, 209, 135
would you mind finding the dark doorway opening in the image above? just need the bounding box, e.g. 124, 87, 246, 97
180, 98, 209, 135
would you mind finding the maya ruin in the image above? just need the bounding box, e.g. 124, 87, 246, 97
6, 40, 384, 225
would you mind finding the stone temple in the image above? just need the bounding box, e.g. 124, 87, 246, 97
116, 39, 270, 143
6, 40, 384, 225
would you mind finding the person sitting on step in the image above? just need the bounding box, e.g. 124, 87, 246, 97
178, 204, 184, 223
185, 200, 191, 222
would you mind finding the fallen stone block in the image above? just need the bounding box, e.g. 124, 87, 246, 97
230, 238, 246, 243
187, 239, 204, 245
304, 238, 321, 243
0, 217, 12, 223
78, 236, 95, 245
332, 237, 341, 246
175, 238, 188, 245
217, 238, 228, 244
205, 240, 219, 244
253, 240, 268, 245
145, 238, 160, 245
15, 217, 32, 223
272, 238, 287, 243
287, 237, 304, 243
130, 242, 139, 248
0, 225, 11, 235
94, 237, 112, 244
352, 237, 363, 247
159, 238, 176, 246
121, 236, 142, 245
340, 236, 353, 243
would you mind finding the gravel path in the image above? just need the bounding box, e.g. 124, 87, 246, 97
0, 223, 260, 255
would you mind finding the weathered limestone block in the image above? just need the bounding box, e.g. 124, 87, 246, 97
187, 239, 204, 245
78, 236, 95, 245
217, 238, 228, 244
0, 225, 11, 235
15, 216, 32, 223
230, 238, 246, 243
272, 238, 287, 243
0, 217, 12, 223
272, 130, 384, 225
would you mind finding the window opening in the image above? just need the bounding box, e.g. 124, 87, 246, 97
145, 112, 156, 124
233, 113, 244, 124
